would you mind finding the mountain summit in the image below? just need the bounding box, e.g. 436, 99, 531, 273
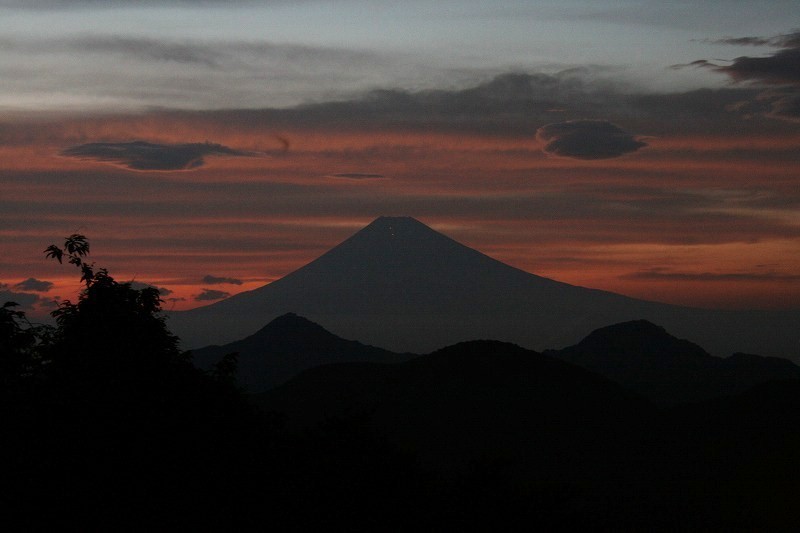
169, 217, 799, 358
191, 312, 410, 392
546, 320, 800, 403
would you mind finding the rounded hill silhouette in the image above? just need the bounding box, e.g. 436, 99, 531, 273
191, 312, 410, 392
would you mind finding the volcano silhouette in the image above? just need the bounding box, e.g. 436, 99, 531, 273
169, 216, 799, 357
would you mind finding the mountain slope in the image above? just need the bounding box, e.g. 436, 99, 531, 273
191, 312, 412, 392
545, 320, 800, 403
252, 339, 800, 530
169, 216, 800, 358
254, 340, 662, 479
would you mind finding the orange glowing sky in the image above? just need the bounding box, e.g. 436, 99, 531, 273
2, 3, 799, 319
3, 101, 800, 319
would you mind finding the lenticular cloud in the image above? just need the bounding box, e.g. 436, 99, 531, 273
61, 140, 251, 171
536, 120, 647, 160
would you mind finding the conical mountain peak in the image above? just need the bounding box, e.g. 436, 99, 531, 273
368, 215, 424, 228
170, 217, 800, 359
252, 312, 329, 338
360, 216, 436, 236
292, 215, 508, 282
340, 216, 460, 248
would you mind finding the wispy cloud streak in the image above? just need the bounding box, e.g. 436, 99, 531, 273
202, 275, 243, 285
195, 289, 231, 301
623, 269, 800, 282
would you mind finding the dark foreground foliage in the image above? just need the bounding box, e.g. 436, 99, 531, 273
2, 237, 277, 530
3, 236, 800, 531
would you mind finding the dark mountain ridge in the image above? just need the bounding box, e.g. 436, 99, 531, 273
249, 335, 800, 529
254, 339, 662, 478
169, 216, 800, 359
197, 310, 800, 403
191, 312, 412, 393
546, 319, 800, 403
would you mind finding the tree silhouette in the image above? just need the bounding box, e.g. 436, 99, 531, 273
0, 301, 52, 396
43, 235, 186, 389
2, 235, 272, 529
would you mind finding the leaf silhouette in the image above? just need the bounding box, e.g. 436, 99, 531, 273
64, 234, 89, 257
43, 245, 63, 264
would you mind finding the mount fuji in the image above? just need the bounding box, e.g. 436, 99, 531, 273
169, 216, 799, 358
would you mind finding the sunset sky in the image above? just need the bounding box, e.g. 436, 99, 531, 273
2, 0, 799, 319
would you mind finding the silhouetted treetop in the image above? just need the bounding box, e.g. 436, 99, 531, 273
4, 235, 279, 530
0, 301, 53, 394
42, 235, 185, 384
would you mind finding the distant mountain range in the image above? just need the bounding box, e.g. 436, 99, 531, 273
169, 216, 800, 359
192, 311, 800, 405
545, 319, 800, 403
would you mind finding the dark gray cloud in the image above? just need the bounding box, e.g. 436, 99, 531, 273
688, 31, 800, 121
65, 36, 221, 67
698, 37, 774, 47
718, 46, 800, 86
702, 32, 800, 48
265, 70, 620, 136
61, 141, 252, 171
670, 59, 716, 70
536, 120, 647, 160
0, 289, 41, 308
14, 278, 54, 292
683, 31, 800, 84
772, 32, 800, 49
623, 269, 800, 282
195, 289, 231, 301
768, 92, 800, 121
201, 275, 243, 285
327, 173, 387, 180
129, 281, 174, 296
